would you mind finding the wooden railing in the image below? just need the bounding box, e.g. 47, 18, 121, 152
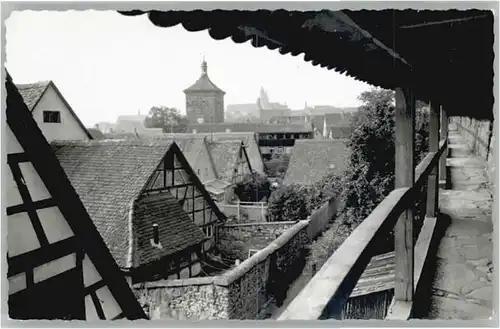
278, 93, 449, 321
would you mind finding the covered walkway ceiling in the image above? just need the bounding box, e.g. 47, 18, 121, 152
119, 9, 494, 120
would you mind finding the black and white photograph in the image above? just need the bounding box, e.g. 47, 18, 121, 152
1, 2, 497, 323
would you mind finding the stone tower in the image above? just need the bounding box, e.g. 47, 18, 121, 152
184, 59, 225, 124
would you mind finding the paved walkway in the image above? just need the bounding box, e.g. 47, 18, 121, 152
428, 127, 494, 320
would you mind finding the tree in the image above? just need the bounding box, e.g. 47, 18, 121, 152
144, 106, 189, 133
339, 88, 429, 227
304, 88, 430, 275
234, 172, 271, 202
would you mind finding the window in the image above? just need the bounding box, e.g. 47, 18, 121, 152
43, 111, 61, 123
197, 169, 200, 175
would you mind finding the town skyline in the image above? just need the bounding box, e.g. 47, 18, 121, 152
6, 10, 372, 127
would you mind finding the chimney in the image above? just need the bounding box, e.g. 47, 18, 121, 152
153, 224, 159, 244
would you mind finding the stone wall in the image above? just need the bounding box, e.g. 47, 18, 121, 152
217, 221, 297, 262
307, 198, 340, 240
451, 117, 495, 184
186, 93, 224, 124
134, 278, 229, 320
133, 220, 311, 320
222, 220, 310, 319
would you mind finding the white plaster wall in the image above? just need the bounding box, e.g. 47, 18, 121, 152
31, 85, 89, 142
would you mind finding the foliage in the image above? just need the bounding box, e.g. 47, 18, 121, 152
304, 87, 430, 273
266, 184, 309, 222
234, 172, 271, 202
264, 153, 290, 177
340, 88, 430, 226
266, 172, 342, 222
144, 106, 189, 133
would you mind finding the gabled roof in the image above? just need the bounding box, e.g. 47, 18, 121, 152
133, 193, 205, 268
52, 140, 172, 268
161, 135, 206, 165
206, 140, 244, 181
15, 81, 50, 111
5, 72, 146, 320
284, 140, 350, 186
160, 132, 265, 174
15, 80, 93, 139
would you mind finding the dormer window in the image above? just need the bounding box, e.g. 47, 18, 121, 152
43, 111, 61, 123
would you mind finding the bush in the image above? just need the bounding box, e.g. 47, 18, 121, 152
267, 184, 309, 222
266, 172, 342, 222
234, 172, 271, 202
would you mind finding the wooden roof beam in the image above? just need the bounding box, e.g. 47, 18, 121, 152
302, 11, 411, 69
332, 11, 410, 68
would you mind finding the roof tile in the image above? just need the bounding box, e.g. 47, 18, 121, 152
15, 81, 50, 111
52, 140, 172, 268
284, 140, 350, 185
133, 192, 205, 267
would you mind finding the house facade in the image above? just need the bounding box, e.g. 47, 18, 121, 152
161, 135, 254, 203
5, 74, 146, 320
52, 139, 227, 284
16, 81, 93, 142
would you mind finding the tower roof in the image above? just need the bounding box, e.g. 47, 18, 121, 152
184, 60, 225, 94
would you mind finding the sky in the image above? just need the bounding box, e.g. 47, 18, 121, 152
6, 10, 373, 127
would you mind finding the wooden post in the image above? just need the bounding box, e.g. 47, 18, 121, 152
439, 107, 448, 186
237, 201, 241, 221
426, 101, 440, 218
394, 87, 415, 302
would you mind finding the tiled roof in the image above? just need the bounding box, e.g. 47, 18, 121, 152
160, 132, 265, 174
52, 140, 172, 268
15, 81, 50, 111
133, 192, 205, 268
207, 140, 242, 181
147, 135, 206, 166
312, 113, 355, 135
184, 73, 224, 93
328, 126, 353, 139
15, 80, 93, 139
284, 140, 350, 186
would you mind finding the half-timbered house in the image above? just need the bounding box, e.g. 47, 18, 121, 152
50, 139, 226, 284
5, 73, 146, 320
205, 139, 253, 202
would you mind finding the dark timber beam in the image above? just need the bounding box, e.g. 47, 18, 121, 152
439, 106, 449, 186
332, 11, 410, 67
394, 87, 415, 304
426, 101, 440, 218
